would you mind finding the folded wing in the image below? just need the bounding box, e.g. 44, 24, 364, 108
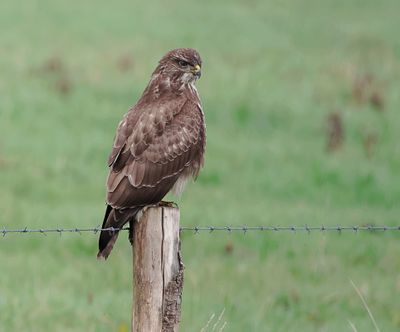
106, 98, 205, 209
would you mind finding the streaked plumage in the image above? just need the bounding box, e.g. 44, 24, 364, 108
98, 48, 206, 259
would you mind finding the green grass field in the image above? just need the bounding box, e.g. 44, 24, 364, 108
1, 0, 400, 331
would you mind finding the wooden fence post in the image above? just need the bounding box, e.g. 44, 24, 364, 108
132, 206, 184, 332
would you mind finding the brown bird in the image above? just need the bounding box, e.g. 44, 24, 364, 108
98, 48, 206, 259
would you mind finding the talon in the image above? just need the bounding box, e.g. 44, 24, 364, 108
159, 201, 178, 208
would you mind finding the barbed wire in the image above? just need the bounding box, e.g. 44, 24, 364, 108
1, 225, 400, 237
180, 225, 400, 233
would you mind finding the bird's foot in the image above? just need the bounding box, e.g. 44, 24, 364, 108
137, 202, 178, 221
158, 200, 178, 208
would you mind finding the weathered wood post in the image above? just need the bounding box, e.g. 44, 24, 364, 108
132, 206, 184, 332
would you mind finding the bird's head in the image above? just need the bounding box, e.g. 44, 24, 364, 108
156, 48, 202, 85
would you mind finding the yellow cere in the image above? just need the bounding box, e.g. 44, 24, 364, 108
194, 64, 201, 72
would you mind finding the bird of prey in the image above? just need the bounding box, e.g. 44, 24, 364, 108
97, 48, 206, 259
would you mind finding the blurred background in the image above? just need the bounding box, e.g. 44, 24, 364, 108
1, 0, 400, 331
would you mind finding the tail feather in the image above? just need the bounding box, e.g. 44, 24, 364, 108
97, 205, 140, 260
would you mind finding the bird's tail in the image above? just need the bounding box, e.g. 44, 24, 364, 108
97, 205, 141, 260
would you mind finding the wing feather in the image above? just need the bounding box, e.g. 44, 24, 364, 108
106, 97, 205, 209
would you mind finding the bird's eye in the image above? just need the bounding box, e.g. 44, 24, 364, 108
178, 60, 189, 67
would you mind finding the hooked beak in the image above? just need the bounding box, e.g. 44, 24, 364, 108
193, 64, 201, 78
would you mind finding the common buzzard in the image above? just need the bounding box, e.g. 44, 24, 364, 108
98, 48, 206, 259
